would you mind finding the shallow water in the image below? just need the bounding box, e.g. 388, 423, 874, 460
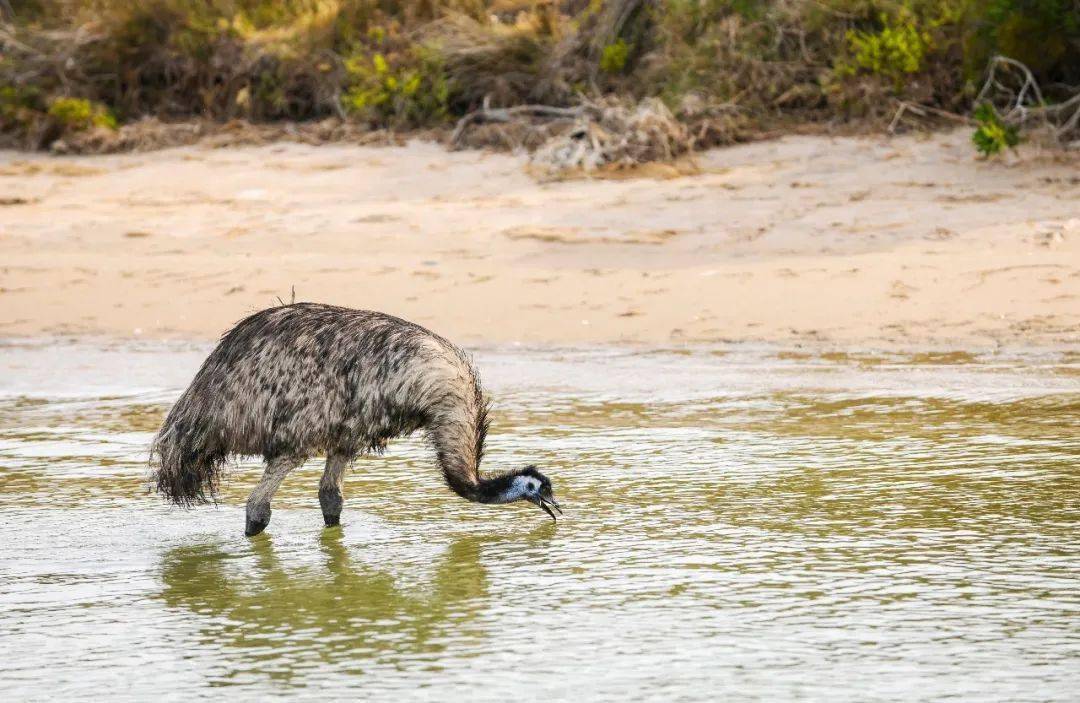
0, 341, 1077, 701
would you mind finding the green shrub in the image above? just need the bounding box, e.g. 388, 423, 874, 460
0, 85, 39, 122
600, 38, 630, 74
842, 7, 933, 85
964, 0, 1080, 82
0, 1, 1077, 149
47, 97, 118, 131
343, 49, 450, 127
649, 0, 809, 107
971, 103, 1019, 156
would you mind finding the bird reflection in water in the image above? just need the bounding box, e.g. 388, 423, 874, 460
157, 528, 513, 685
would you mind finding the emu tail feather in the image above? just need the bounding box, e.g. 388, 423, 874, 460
150, 398, 228, 507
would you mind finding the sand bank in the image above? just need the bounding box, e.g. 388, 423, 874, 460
1, 130, 1077, 349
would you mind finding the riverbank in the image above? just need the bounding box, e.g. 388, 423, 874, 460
1, 129, 1077, 350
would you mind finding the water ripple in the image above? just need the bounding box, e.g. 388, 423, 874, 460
0, 343, 1077, 701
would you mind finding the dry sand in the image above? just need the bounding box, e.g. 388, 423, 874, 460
1, 130, 1077, 349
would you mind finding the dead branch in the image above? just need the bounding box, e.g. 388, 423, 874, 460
530, 97, 692, 175
888, 100, 972, 134
450, 100, 590, 147
975, 55, 1080, 147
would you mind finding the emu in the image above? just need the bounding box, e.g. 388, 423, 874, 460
150, 303, 561, 535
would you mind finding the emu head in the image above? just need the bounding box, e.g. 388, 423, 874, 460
504, 465, 562, 520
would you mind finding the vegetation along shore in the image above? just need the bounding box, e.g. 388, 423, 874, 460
1, 1, 1078, 163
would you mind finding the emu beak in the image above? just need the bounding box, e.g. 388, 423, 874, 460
535, 494, 562, 521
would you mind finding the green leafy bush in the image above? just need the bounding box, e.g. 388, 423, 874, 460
47, 98, 118, 131
0, 0, 1077, 152
343, 49, 450, 127
600, 39, 630, 74
844, 8, 932, 85
0, 86, 40, 124
963, 0, 1080, 82
970, 103, 1019, 156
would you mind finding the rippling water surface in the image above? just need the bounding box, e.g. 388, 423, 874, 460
0, 341, 1077, 701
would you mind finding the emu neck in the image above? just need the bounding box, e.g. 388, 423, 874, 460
475, 474, 520, 504
428, 399, 493, 503
436, 455, 513, 504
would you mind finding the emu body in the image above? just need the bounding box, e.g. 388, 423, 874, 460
150, 304, 559, 535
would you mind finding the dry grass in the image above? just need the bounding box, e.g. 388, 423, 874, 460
1, 1, 1078, 159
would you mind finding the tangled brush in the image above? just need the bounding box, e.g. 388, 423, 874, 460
531, 98, 692, 174
452, 96, 697, 175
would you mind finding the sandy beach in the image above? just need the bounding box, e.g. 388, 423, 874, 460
1, 129, 1077, 349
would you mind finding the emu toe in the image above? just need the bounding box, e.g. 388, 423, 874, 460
245, 516, 270, 537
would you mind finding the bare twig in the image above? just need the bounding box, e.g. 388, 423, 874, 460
450, 102, 591, 147
975, 56, 1080, 148
976, 56, 1045, 109
888, 100, 972, 134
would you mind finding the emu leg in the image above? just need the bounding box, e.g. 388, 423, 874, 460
245, 455, 304, 536
319, 454, 350, 527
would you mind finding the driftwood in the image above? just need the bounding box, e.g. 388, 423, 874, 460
887, 101, 971, 134
887, 56, 1080, 149
450, 100, 591, 147
450, 95, 694, 174
531, 98, 692, 174
975, 55, 1080, 148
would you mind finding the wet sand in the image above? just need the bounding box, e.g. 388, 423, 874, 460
1, 130, 1077, 348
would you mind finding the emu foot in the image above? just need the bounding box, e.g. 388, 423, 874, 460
245, 509, 270, 537
319, 486, 343, 528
